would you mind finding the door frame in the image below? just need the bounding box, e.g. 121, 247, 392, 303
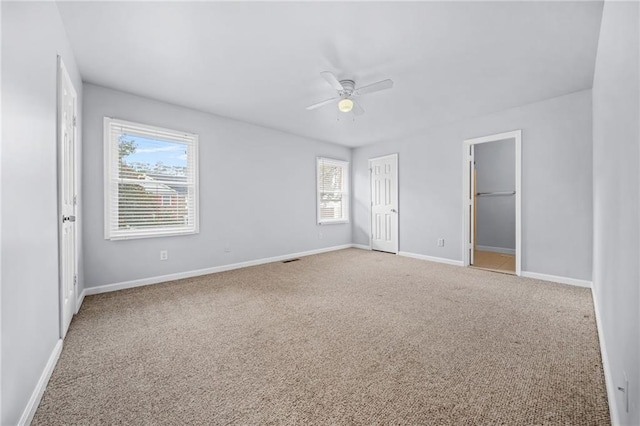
57, 56, 78, 338
462, 130, 521, 275
369, 153, 399, 254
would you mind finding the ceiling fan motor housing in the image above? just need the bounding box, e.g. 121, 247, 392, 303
339, 80, 355, 97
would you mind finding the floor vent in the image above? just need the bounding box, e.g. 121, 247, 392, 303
282, 258, 301, 263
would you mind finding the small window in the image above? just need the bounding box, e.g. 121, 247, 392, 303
317, 157, 349, 224
104, 118, 199, 240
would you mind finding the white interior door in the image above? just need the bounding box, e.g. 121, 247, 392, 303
370, 154, 398, 253
468, 145, 475, 265
59, 58, 77, 338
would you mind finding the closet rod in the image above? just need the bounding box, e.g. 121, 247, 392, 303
476, 191, 516, 197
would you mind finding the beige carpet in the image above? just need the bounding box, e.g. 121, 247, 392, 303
33, 249, 609, 425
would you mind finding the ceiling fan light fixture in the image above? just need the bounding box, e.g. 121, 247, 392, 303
338, 98, 354, 113
306, 71, 393, 115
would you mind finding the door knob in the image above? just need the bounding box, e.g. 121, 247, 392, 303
391, 209, 397, 213
62, 215, 76, 223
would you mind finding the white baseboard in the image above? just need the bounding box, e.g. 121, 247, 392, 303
351, 244, 371, 250
476, 245, 516, 255
76, 288, 86, 314
18, 339, 63, 426
398, 251, 464, 267
520, 271, 592, 288
591, 286, 619, 426
85, 244, 353, 296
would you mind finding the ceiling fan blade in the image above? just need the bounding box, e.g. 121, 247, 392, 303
306, 97, 338, 110
354, 79, 394, 96
351, 99, 365, 116
320, 71, 344, 91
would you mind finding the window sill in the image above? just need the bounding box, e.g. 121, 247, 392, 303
318, 220, 350, 225
106, 229, 198, 241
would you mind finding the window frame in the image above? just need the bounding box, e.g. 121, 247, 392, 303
103, 117, 199, 240
316, 157, 350, 225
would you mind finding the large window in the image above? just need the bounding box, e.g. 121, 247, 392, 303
104, 118, 199, 240
317, 157, 349, 224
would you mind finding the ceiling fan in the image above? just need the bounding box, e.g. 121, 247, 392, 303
306, 71, 394, 116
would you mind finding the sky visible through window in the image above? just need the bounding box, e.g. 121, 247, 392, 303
121, 134, 187, 169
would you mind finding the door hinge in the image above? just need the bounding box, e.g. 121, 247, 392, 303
62, 215, 76, 223
74, 275, 77, 286
73, 116, 77, 127
73, 195, 77, 205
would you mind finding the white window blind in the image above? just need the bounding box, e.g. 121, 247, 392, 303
104, 118, 199, 240
317, 157, 349, 224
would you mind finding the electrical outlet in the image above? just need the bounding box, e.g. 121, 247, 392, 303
224, 244, 231, 253
437, 238, 445, 247
318, 231, 323, 240
160, 250, 168, 261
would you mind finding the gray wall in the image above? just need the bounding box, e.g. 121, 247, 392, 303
352, 89, 593, 280
82, 84, 351, 288
1, 2, 83, 424
475, 139, 516, 251
592, 1, 639, 424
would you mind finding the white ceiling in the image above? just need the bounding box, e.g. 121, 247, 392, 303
57, 1, 603, 147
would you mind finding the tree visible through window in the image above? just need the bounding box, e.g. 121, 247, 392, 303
104, 118, 198, 240
317, 157, 349, 224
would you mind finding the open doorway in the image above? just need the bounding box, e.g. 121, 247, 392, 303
463, 131, 521, 275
